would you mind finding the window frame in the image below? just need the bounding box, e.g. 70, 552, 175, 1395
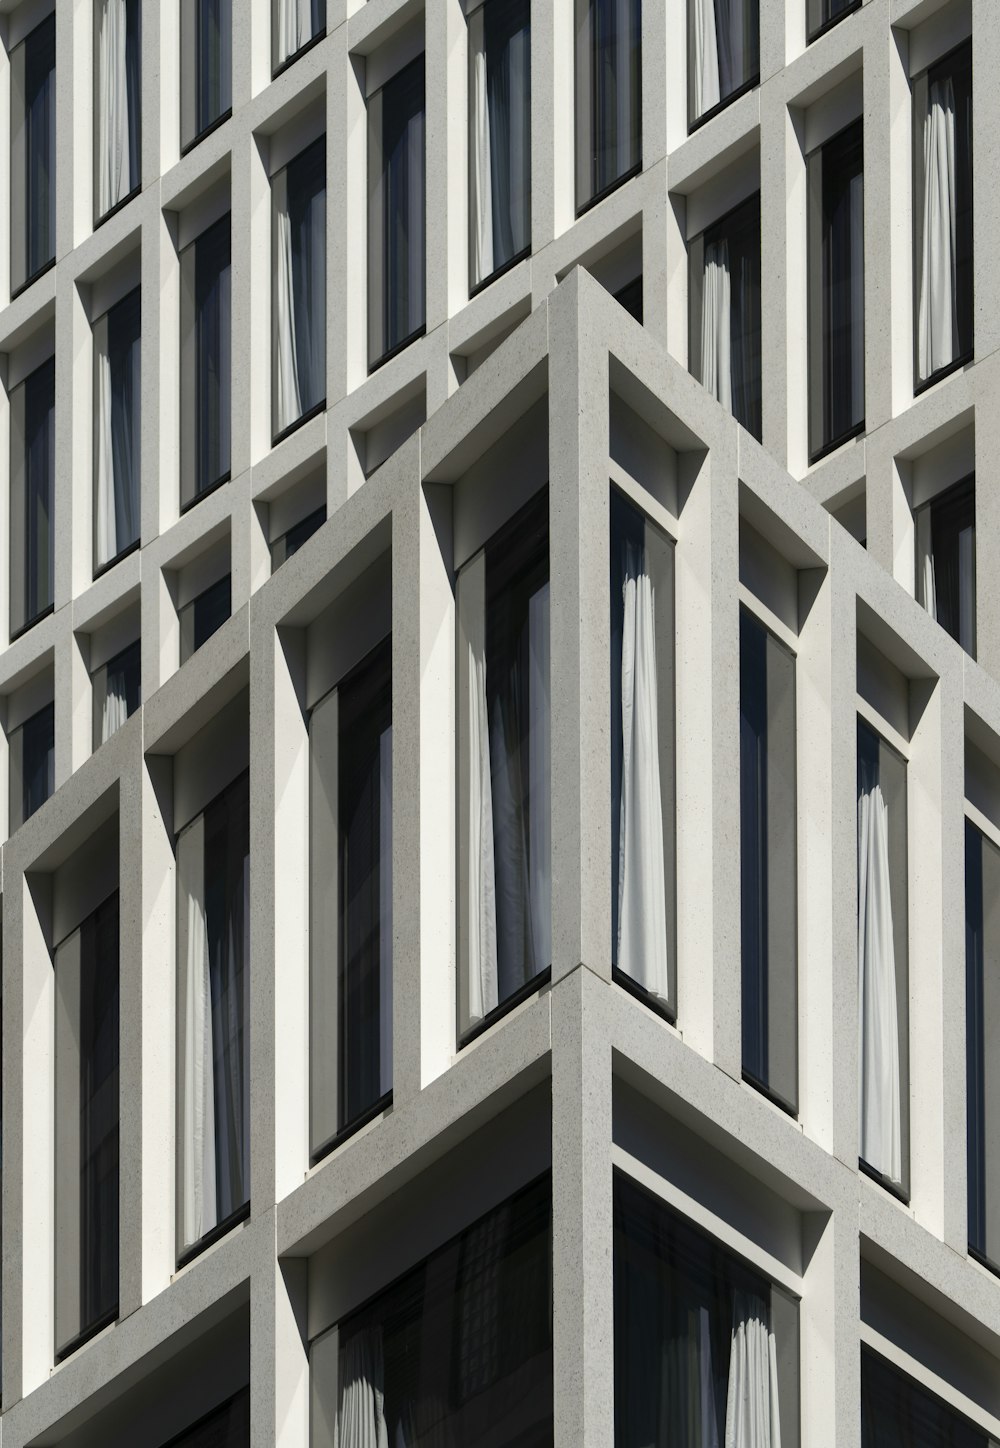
574, 0, 643, 215
92, 284, 142, 578
271, 134, 327, 446
180, 211, 233, 512
92, 0, 142, 227
686, 0, 760, 133
367, 54, 427, 372
9, 9, 57, 299
179, 0, 233, 156
806, 0, 862, 45
688, 189, 763, 441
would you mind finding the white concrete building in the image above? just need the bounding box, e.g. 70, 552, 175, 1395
0, 0, 998, 1443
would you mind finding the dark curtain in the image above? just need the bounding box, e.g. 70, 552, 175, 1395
24, 357, 55, 627
486, 0, 531, 270
714, 0, 759, 102
719, 195, 762, 440
195, 216, 231, 495
740, 611, 768, 1089
125, 0, 142, 190
198, 0, 232, 134
821, 121, 864, 448
79, 894, 120, 1334
160, 1387, 251, 1448
22, 702, 54, 826
287, 138, 326, 417
109, 289, 142, 555
966, 821, 986, 1259
25, 15, 56, 279
609, 488, 645, 963
929, 477, 975, 650
861, 1350, 986, 1448
591, 0, 641, 197
383, 58, 426, 355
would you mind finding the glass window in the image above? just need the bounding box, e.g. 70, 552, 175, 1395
10, 13, 56, 294
164, 1390, 251, 1447
740, 609, 797, 1112
176, 770, 250, 1262
309, 639, 392, 1160
808, 119, 864, 461
180, 574, 231, 664
368, 58, 426, 368
180, 0, 232, 151
310, 1177, 552, 1447
914, 41, 973, 388
273, 138, 326, 439
689, 192, 762, 440
94, 0, 141, 221
965, 819, 1000, 1273
54, 891, 119, 1359
274, 0, 325, 72
610, 489, 676, 1018
915, 475, 975, 655
10, 701, 55, 832
614, 1171, 799, 1447
180, 214, 232, 508
862, 1349, 989, 1448
688, 0, 759, 126
93, 639, 141, 748
857, 718, 909, 1197
469, 0, 531, 291
613, 274, 643, 322
271, 505, 325, 569
457, 491, 550, 1043
10, 356, 55, 639
575, 0, 641, 212
94, 287, 141, 572
807, 0, 860, 43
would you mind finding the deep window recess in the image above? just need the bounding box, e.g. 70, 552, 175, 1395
273, 138, 326, 439
740, 610, 797, 1111
915, 475, 975, 656
807, 0, 861, 43
309, 639, 393, 1160
808, 119, 864, 461
857, 718, 909, 1198
10, 701, 55, 832
609, 489, 676, 1019
689, 192, 762, 440
966, 819, 1000, 1273
688, 0, 759, 126
93, 639, 141, 748
614, 1171, 799, 1448
94, 287, 141, 572
861, 1348, 989, 1448
914, 42, 973, 388
180, 0, 232, 151
614, 274, 643, 322
94, 0, 141, 221
180, 573, 232, 663
159, 1388, 251, 1448
10, 356, 55, 638
369, 58, 426, 368
10, 13, 56, 294
181, 214, 232, 508
311, 1176, 552, 1447
457, 490, 551, 1043
271, 505, 325, 569
274, 0, 325, 72
55, 891, 120, 1360
176, 770, 250, 1262
575, 0, 641, 212
468, 0, 531, 290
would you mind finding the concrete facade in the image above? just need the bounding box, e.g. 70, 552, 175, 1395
0, 0, 999, 1442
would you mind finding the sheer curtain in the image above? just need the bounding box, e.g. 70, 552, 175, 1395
275, 205, 302, 431
702, 238, 733, 411
616, 540, 670, 1003
97, 0, 131, 216
111, 304, 140, 556
488, 10, 530, 273
180, 816, 217, 1248
275, 146, 325, 434
277, 0, 321, 67
340, 1328, 390, 1448
102, 666, 130, 742
471, 42, 494, 283
693, 0, 721, 118
213, 846, 250, 1224
917, 77, 957, 382
462, 552, 499, 1025
857, 781, 902, 1184
95, 346, 117, 568
725, 1290, 782, 1448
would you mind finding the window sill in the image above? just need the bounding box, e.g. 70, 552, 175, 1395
55, 1305, 119, 1364
807, 0, 862, 44
914, 349, 973, 398
272, 27, 326, 79
176, 1199, 250, 1271
469, 243, 531, 300
311, 1090, 393, 1167
688, 74, 760, 134
612, 965, 676, 1026
272, 397, 326, 449
93, 536, 140, 582
369, 324, 426, 375
576, 160, 642, 220
10, 254, 56, 304
459, 966, 551, 1050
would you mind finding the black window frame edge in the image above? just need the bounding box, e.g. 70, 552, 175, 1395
310, 1090, 394, 1168
176, 1198, 251, 1272
272, 24, 327, 81
469, 242, 532, 301
271, 397, 327, 451
94, 181, 142, 233
688, 71, 761, 135
458, 966, 552, 1050
180, 107, 233, 161
807, 0, 862, 46
576, 159, 642, 221
55, 1302, 120, 1365
9, 601, 55, 646
179, 469, 232, 517
10, 255, 56, 305
861, 1343, 994, 1446
612, 963, 677, 1027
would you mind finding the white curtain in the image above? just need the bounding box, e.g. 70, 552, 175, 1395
527, 582, 552, 977
702, 238, 732, 411
180, 816, 217, 1248
101, 665, 130, 743
379, 725, 393, 1098
921, 550, 937, 622
857, 782, 902, 1185
277, 0, 315, 65
617, 550, 670, 1003
463, 551, 499, 1024
471, 42, 494, 286
340, 1328, 390, 1448
917, 77, 957, 383
95, 345, 117, 568
275, 203, 302, 433
693, 0, 721, 118
97, 0, 131, 217
725, 1290, 781, 1448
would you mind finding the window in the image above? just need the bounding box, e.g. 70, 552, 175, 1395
690, 192, 762, 440
94, 287, 141, 572
180, 214, 232, 508
457, 491, 550, 1043
55, 892, 119, 1359
808, 119, 864, 461
610, 489, 676, 1018
368, 58, 426, 368
273, 138, 326, 439
176, 770, 250, 1262
469, 0, 531, 291
688, 0, 759, 126
9, 700, 54, 831
614, 1172, 797, 1447
807, 0, 860, 43
180, 574, 231, 663
93, 639, 141, 747
10, 12, 56, 294
310, 1177, 552, 1446
164, 1390, 250, 1447
274, 0, 325, 72
740, 609, 797, 1112
575, 0, 641, 212
271, 505, 325, 569
10, 355, 55, 637
857, 718, 908, 1197
94, 0, 141, 221
614, 274, 643, 322
966, 819, 1000, 1273
914, 41, 973, 389
309, 640, 392, 1160
180, 0, 232, 151
861, 1349, 989, 1448
915, 475, 975, 655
